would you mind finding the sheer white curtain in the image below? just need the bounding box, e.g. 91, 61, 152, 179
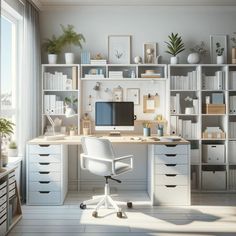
19, 0, 40, 200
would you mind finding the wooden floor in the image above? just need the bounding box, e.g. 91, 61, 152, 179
8, 191, 236, 236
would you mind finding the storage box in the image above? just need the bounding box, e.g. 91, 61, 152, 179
202, 132, 225, 139
202, 171, 226, 190
202, 104, 225, 114
202, 144, 225, 164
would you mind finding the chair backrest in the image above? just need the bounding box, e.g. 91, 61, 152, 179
81, 137, 115, 176
81, 137, 115, 159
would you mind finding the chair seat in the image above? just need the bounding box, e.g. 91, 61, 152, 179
115, 161, 131, 175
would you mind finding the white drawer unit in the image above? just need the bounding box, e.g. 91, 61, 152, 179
0, 187, 6, 198
28, 144, 61, 154
155, 164, 188, 175
28, 191, 61, 205
155, 174, 188, 185
154, 144, 188, 155
27, 144, 68, 205
0, 202, 6, 213
0, 220, 6, 235
150, 143, 190, 206
0, 195, 6, 206
154, 154, 188, 164
154, 185, 189, 205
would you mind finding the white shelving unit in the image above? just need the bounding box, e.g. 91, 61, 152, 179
168, 64, 236, 192
41, 64, 81, 135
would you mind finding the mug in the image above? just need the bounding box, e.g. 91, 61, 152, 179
143, 127, 151, 137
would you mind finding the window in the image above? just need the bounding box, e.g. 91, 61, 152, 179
1, 1, 23, 145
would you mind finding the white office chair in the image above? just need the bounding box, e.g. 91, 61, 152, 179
80, 137, 133, 218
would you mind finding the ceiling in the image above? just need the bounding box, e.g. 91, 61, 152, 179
33, 0, 236, 9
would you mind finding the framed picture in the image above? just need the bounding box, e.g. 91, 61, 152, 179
143, 94, 159, 113
108, 35, 131, 64
112, 86, 123, 101
210, 35, 228, 63
127, 88, 140, 105
143, 42, 157, 64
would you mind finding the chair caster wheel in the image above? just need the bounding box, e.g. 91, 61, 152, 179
80, 203, 86, 209
92, 211, 98, 218
127, 202, 133, 208
117, 211, 123, 218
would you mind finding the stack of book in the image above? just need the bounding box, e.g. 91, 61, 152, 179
229, 122, 236, 138
170, 71, 197, 90
109, 71, 123, 78
202, 71, 225, 90
90, 59, 107, 65
44, 67, 77, 90
229, 71, 236, 90
170, 116, 198, 139
229, 169, 236, 190
229, 96, 236, 114
141, 70, 161, 78
44, 95, 64, 115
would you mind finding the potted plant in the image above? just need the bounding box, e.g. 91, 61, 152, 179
216, 42, 224, 64
60, 24, 85, 64
231, 32, 236, 64
42, 35, 62, 64
0, 118, 14, 171
165, 33, 185, 64
8, 141, 18, 157
188, 41, 208, 64
69, 125, 77, 136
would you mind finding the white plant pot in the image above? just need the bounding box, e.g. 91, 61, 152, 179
187, 53, 200, 64
48, 54, 57, 64
170, 56, 179, 64
217, 55, 224, 64
8, 149, 18, 157
65, 53, 75, 64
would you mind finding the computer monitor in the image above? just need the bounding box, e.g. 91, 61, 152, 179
95, 102, 134, 131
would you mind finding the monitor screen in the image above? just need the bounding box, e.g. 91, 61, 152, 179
95, 102, 134, 131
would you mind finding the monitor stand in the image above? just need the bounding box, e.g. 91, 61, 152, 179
109, 131, 121, 136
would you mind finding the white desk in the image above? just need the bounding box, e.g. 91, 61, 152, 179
27, 135, 190, 206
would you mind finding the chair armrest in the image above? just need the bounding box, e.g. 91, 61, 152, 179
80, 153, 113, 170
112, 155, 133, 175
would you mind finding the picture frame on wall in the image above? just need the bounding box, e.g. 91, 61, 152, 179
108, 35, 131, 64
210, 35, 228, 64
126, 88, 140, 105
143, 42, 157, 64
112, 86, 123, 101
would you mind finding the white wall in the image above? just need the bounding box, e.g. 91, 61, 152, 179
40, 5, 236, 64
39, 5, 236, 191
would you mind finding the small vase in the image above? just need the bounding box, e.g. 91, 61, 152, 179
232, 48, 236, 64
187, 53, 200, 64
170, 56, 179, 64
217, 55, 224, 64
69, 130, 76, 136
65, 53, 75, 64
143, 127, 151, 137
48, 54, 57, 64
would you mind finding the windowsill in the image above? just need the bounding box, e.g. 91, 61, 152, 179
8, 156, 22, 166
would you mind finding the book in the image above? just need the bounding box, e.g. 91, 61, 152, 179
72, 66, 77, 89
170, 116, 177, 135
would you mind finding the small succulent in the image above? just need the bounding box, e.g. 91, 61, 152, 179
165, 33, 185, 56
190, 41, 208, 56
216, 42, 224, 56
9, 141, 17, 149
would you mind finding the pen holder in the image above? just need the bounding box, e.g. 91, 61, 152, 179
143, 127, 151, 137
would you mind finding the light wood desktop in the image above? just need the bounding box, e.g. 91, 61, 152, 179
27, 135, 190, 206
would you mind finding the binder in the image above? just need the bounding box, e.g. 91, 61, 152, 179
44, 95, 50, 114
49, 95, 56, 114
72, 66, 77, 90
170, 116, 177, 135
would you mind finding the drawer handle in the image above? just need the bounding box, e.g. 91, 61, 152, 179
39, 191, 50, 194
165, 144, 177, 147
39, 171, 50, 174
39, 154, 49, 156
39, 181, 50, 184
39, 145, 50, 147
165, 174, 177, 177
39, 163, 50, 165
165, 154, 177, 157
165, 185, 176, 188
165, 164, 176, 167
